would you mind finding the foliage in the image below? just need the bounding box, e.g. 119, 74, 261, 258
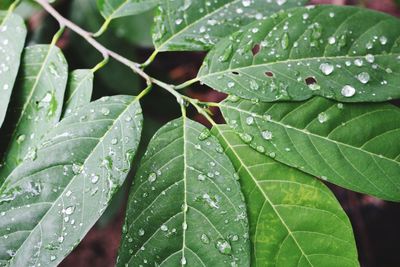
0, 0, 399, 266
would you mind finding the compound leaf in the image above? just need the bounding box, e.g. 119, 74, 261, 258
0, 45, 68, 182
0, 11, 27, 128
62, 69, 94, 119
0, 95, 143, 267
198, 5, 400, 102
213, 125, 358, 266
220, 96, 400, 201
153, 0, 306, 51
117, 117, 249, 266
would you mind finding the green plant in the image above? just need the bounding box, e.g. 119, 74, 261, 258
0, 0, 399, 266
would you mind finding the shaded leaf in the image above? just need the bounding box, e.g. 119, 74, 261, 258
220, 96, 400, 201
198, 5, 400, 102
0, 95, 143, 267
153, 0, 306, 51
0, 45, 68, 182
97, 0, 159, 21
117, 117, 249, 266
0, 11, 27, 128
62, 69, 94, 119
213, 125, 358, 266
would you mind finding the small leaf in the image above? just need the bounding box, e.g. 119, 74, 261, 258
0, 45, 68, 182
0, 95, 143, 267
198, 5, 400, 102
153, 0, 306, 51
213, 125, 359, 266
62, 69, 94, 119
0, 11, 27, 128
97, 0, 159, 20
220, 96, 400, 201
117, 118, 249, 266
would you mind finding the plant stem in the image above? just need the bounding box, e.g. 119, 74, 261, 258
175, 77, 200, 90
93, 18, 111, 37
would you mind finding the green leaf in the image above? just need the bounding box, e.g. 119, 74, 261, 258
0, 45, 68, 182
153, 0, 306, 51
117, 117, 249, 266
0, 95, 143, 267
0, 11, 27, 128
213, 125, 358, 266
97, 0, 159, 20
62, 70, 94, 119
220, 96, 400, 201
198, 5, 400, 102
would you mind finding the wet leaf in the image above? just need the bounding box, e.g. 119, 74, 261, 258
0, 45, 68, 182
153, 0, 306, 51
62, 70, 94, 119
0, 11, 26, 128
213, 125, 359, 266
198, 5, 400, 102
117, 118, 249, 266
220, 96, 400, 201
0, 95, 143, 267
97, 0, 159, 21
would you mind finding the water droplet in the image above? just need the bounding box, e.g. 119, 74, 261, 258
215, 239, 232, 255
261, 130, 273, 140
148, 172, 157, 183
246, 116, 254, 125
201, 233, 210, 244
341, 85, 356, 97
239, 133, 253, 143
357, 72, 370, 84
198, 129, 211, 141
317, 112, 328, 123
319, 63, 334, 75
138, 229, 145, 236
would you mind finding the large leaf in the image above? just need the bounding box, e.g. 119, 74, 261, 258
0, 95, 143, 267
153, 0, 306, 51
0, 45, 68, 182
62, 69, 94, 119
97, 0, 159, 21
0, 11, 26, 128
198, 5, 400, 102
213, 125, 358, 266
220, 96, 400, 201
117, 118, 249, 266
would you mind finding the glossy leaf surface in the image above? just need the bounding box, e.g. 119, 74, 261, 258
198, 5, 400, 102
220, 96, 400, 201
213, 125, 358, 266
97, 0, 159, 20
0, 45, 68, 182
0, 95, 143, 267
0, 11, 27, 128
153, 0, 306, 51
117, 118, 249, 266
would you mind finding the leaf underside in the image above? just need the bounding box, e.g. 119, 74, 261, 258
0, 11, 27, 128
153, 0, 306, 51
0, 95, 143, 267
220, 96, 400, 201
213, 125, 358, 267
0, 45, 68, 182
117, 118, 250, 267
198, 5, 400, 102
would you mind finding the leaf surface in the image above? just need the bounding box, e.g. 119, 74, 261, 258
0, 45, 68, 182
153, 0, 306, 51
213, 125, 358, 266
220, 96, 400, 201
0, 11, 27, 128
97, 0, 159, 20
0, 95, 143, 267
198, 5, 400, 102
62, 69, 94, 119
117, 117, 249, 266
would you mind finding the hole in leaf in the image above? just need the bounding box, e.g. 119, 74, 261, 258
252, 44, 260, 56
305, 76, 317, 85
265, 71, 274, 77
232, 71, 239, 75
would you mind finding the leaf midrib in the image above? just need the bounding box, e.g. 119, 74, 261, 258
7, 98, 137, 265
215, 126, 314, 266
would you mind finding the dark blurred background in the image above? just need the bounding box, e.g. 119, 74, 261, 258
12, 0, 400, 266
